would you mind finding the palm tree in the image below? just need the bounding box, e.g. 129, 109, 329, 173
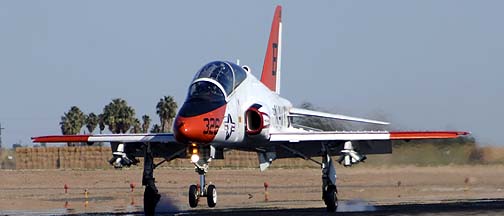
59, 106, 85, 146
60, 116, 71, 135
59, 106, 85, 135
150, 124, 161, 133
141, 115, 151, 133
130, 118, 141, 133
156, 96, 178, 132
85, 113, 99, 134
102, 98, 136, 134
98, 113, 105, 134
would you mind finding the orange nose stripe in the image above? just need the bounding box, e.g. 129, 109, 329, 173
174, 105, 227, 143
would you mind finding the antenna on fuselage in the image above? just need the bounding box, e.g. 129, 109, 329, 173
236, 59, 240, 65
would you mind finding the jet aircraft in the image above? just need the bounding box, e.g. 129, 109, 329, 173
33, 5, 469, 213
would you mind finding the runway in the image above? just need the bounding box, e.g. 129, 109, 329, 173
2, 167, 504, 215
65, 198, 504, 216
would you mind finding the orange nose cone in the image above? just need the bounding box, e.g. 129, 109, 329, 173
174, 105, 227, 144
174, 118, 206, 143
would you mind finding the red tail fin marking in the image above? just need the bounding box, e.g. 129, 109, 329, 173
260, 5, 282, 93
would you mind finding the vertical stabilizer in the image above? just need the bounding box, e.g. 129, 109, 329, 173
260, 5, 282, 94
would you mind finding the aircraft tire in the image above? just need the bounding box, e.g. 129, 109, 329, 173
144, 185, 160, 216
207, 184, 217, 208
323, 186, 338, 212
189, 184, 199, 208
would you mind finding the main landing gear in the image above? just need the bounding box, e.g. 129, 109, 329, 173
278, 142, 340, 212
281, 141, 363, 212
321, 141, 366, 212
188, 145, 217, 208
321, 143, 338, 212
142, 143, 160, 216
141, 143, 186, 215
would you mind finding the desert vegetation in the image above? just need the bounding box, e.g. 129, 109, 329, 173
56, 96, 177, 146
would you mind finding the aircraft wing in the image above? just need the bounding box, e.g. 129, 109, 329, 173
270, 130, 469, 142
32, 133, 176, 143
254, 130, 471, 170
32, 133, 187, 165
289, 107, 390, 125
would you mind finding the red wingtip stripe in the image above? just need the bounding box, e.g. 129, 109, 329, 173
32, 135, 91, 143
389, 131, 469, 140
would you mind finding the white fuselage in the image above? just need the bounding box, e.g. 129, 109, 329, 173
214, 69, 292, 147
173, 62, 292, 149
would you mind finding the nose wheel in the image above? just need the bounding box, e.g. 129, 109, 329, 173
207, 184, 217, 207
188, 184, 217, 208
188, 184, 199, 208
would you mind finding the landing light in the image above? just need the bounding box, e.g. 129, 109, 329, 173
191, 154, 200, 163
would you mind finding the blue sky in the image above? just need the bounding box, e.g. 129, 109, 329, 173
0, 1, 503, 147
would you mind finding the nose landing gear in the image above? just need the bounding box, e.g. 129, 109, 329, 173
188, 144, 218, 208
188, 162, 218, 208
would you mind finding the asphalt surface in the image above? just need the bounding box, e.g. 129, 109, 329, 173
75, 198, 504, 216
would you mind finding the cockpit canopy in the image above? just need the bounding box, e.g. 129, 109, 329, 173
179, 61, 248, 117
192, 61, 247, 96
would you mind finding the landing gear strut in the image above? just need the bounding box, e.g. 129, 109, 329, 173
321, 143, 338, 212
142, 143, 160, 216
188, 162, 217, 208
188, 146, 217, 208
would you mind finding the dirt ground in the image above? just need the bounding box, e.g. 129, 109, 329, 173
1, 165, 504, 214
